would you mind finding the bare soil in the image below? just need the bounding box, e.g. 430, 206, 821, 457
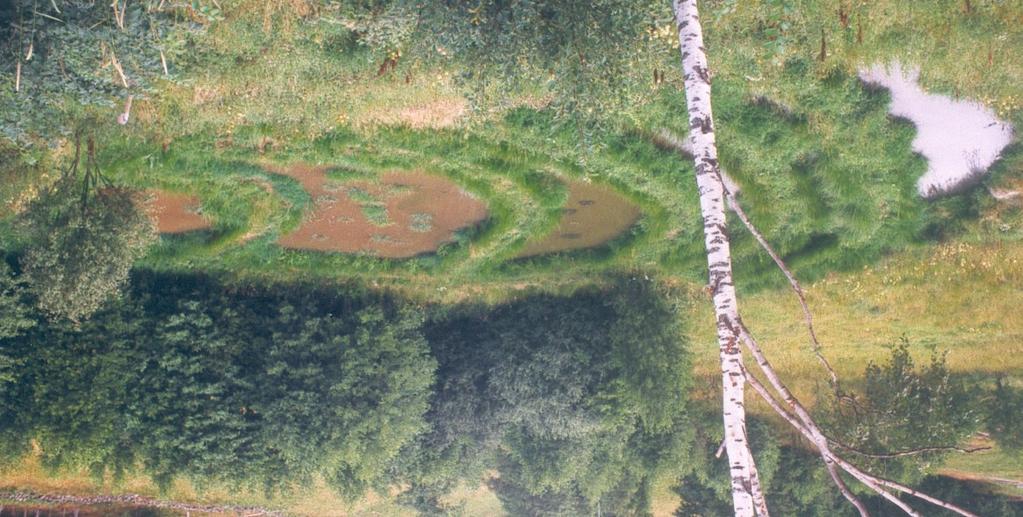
271, 165, 488, 258
141, 190, 212, 234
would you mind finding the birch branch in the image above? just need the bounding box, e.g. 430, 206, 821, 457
741, 365, 872, 517
831, 442, 992, 460
739, 325, 980, 517
722, 179, 840, 389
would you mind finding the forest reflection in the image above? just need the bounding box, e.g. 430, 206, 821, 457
0, 272, 1018, 516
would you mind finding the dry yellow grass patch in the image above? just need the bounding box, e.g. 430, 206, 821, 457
355, 98, 468, 130
688, 238, 1023, 408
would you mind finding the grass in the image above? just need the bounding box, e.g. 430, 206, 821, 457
1, 0, 1022, 513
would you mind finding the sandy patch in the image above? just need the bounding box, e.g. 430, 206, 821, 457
517, 179, 640, 257
859, 63, 1015, 199
142, 190, 211, 234
270, 165, 488, 258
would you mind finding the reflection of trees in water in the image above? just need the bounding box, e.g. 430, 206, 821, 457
394, 277, 694, 515
3, 272, 1012, 515
0, 271, 689, 513
0, 272, 435, 497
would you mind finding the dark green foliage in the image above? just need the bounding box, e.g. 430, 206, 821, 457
673, 418, 1021, 516
901, 476, 1023, 517
394, 276, 693, 516
0, 258, 35, 464
0, 272, 436, 496
818, 339, 981, 482
0, 260, 34, 340
986, 377, 1023, 451
17, 134, 155, 322
0, 1, 201, 143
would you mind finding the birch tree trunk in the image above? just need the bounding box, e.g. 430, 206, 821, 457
672, 1, 765, 515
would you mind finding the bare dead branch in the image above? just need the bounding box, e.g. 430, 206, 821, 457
830, 454, 980, 517
738, 324, 920, 515
831, 442, 992, 459
32, 10, 64, 22
722, 179, 839, 389
742, 361, 922, 516
739, 326, 980, 517
741, 365, 871, 517
109, 50, 129, 88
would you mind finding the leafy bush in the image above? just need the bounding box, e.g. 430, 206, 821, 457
986, 377, 1023, 451
394, 277, 693, 515
819, 339, 981, 481
18, 134, 155, 322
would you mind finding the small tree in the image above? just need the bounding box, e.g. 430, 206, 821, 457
819, 341, 981, 481
18, 131, 155, 322
986, 377, 1023, 451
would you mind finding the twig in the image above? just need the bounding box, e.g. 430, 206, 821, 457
32, 10, 64, 22
50, 0, 62, 14
715, 439, 727, 459
25, 42, 33, 61
160, 50, 169, 76
831, 442, 992, 459
112, 0, 127, 30
721, 173, 840, 390
14, 60, 21, 92
109, 49, 129, 87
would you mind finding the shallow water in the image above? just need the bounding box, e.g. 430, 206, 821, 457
142, 190, 211, 234
859, 63, 1014, 198
271, 166, 488, 258
516, 179, 640, 257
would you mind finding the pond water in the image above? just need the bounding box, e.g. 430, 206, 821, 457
859, 63, 1015, 199
271, 165, 488, 258
516, 179, 641, 257
141, 190, 211, 234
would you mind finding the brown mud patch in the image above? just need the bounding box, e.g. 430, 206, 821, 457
142, 190, 211, 234
270, 165, 488, 258
517, 179, 640, 258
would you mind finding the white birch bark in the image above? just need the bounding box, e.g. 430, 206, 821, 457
672, 1, 764, 515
